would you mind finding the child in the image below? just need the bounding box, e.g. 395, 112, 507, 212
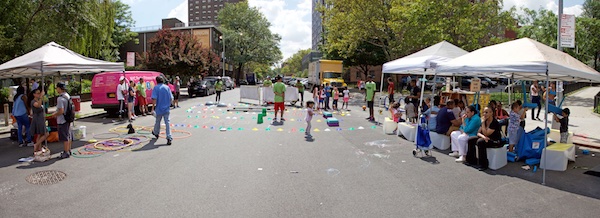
342, 87, 350, 110
554, 108, 570, 143
508, 102, 526, 152
332, 87, 339, 111
305, 101, 315, 138
404, 97, 417, 123
313, 86, 320, 111
319, 88, 326, 110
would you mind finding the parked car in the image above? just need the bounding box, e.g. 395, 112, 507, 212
481, 77, 497, 88
425, 77, 458, 90
203, 76, 226, 91
222, 76, 235, 89
188, 80, 215, 97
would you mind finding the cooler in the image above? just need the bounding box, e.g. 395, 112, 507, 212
72, 95, 81, 112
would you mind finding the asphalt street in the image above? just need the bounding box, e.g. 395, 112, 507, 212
0, 87, 599, 218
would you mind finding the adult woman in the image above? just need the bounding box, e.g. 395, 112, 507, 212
530, 81, 541, 120
30, 89, 48, 152
128, 80, 136, 121
466, 107, 503, 171
449, 105, 481, 162
544, 82, 557, 106
13, 86, 32, 147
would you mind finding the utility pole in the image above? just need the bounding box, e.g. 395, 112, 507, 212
553, 0, 564, 130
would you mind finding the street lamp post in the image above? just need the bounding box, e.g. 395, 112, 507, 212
220, 35, 225, 77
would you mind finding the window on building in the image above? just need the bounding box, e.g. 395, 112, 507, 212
202, 5, 205, 9
208, 16, 211, 19
195, 6, 199, 9
203, 16, 206, 19
214, 10, 217, 13
208, 5, 211, 8
208, 0, 211, 2
202, 11, 205, 13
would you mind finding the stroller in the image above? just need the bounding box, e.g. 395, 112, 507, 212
412, 114, 433, 157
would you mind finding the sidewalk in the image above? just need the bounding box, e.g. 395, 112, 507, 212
0, 101, 105, 134
522, 86, 600, 148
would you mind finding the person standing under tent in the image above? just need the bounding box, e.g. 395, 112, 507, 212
387, 77, 395, 104
13, 86, 33, 147
30, 88, 48, 153
365, 76, 376, 122
530, 80, 541, 120
544, 82, 557, 106
52, 82, 73, 159
151, 76, 174, 145
273, 75, 286, 122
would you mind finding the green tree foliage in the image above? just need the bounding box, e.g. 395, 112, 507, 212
518, 4, 600, 70
325, 40, 387, 78
0, 0, 136, 63
321, 0, 516, 62
281, 49, 311, 76
139, 29, 221, 77
217, 1, 282, 83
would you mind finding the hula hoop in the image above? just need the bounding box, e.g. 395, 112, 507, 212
109, 125, 145, 134
159, 129, 192, 139
141, 125, 166, 132
94, 132, 121, 139
93, 138, 134, 151
135, 129, 152, 135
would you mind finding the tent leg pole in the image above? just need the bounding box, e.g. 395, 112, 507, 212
415, 72, 426, 144
542, 71, 549, 185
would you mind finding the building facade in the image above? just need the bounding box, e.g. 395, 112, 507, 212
311, 0, 325, 51
188, 0, 242, 26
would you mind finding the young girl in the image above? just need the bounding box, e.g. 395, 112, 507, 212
342, 86, 350, 110
508, 102, 526, 152
332, 87, 340, 111
305, 101, 315, 138
319, 86, 326, 110
404, 97, 417, 123
128, 80, 137, 121
313, 86, 320, 110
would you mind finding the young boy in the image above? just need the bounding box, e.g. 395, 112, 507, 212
305, 101, 315, 138
554, 108, 570, 143
508, 102, 526, 152
404, 97, 417, 123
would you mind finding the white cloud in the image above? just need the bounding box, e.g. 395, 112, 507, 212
503, 0, 583, 16
249, 0, 312, 61
168, 0, 188, 25
121, 0, 143, 5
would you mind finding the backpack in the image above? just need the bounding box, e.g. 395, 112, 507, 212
61, 95, 75, 123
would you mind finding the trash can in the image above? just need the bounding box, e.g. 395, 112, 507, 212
72, 95, 81, 112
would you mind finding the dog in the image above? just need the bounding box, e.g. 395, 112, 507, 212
127, 123, 135, 134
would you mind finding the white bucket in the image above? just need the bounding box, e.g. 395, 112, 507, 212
72, 126, 86, 140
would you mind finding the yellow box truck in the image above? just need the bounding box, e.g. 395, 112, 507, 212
308, 60, 347, 90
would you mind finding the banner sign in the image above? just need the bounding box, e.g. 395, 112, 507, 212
560, 14, 575, 48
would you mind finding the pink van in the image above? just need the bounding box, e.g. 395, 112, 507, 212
91, 71, 175, 114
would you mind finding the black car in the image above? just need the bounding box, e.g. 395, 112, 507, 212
188, 80, 215, 97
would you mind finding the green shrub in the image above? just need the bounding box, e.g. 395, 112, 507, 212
82, 79, 92, 93
0, 87, 10, 102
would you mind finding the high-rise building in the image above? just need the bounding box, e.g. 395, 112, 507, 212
188, 0, 241, 26
311, 0, 325, 51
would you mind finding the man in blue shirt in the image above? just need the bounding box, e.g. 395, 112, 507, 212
151, 76, 174, 145
436, 100, 461, 136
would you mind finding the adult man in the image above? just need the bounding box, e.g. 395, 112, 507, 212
436, 100, 461, 136
215, 76, 224, 103
136, 78, 148, 116
117, 76, 128, 120
407, 79, 421, 105
530, 80, 541, 120
324, 83, 332, 110
364, 75, 376, 121
295, 79, 304, 106
31, 79, 39, 90
52, 82, 73, 159
273, 75, 286, 122
151, 76, 174, 145
387, 77, 395, 104
263, 76, 272, 87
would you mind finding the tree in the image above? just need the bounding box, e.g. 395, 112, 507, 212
0, 0, 136, 63
217, 1, 282, 83
321, 0, 516, 62
323, 40, 387, 79
139, 29, 221, 76
281, 48, 311, 76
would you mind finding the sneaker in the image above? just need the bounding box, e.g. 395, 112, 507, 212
280, 117, 286, 121
152, 131, 159, 139
449, 151, 459, 157
18, 143, 25, 147
59, 151, 70, 159
167, 139, 172, 145
305, 135, 312, 138
26, 142, 34, 147
455, 156, 465, 162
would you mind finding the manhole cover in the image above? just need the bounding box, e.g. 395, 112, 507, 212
25, 170, 66, 185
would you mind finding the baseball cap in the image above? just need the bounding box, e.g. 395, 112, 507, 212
275, 75, 282, 80
119, 76, 125, 81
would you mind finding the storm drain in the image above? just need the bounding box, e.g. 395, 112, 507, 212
25, 170, 67, 185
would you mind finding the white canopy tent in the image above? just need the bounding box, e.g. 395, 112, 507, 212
0, 41, 124, 78
437, 37, 600, 184
381, 41, 469, 149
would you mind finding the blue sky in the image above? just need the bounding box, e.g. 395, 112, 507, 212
124, 0, 586, 60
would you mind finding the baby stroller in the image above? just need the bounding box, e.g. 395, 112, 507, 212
412, 114, 433, 157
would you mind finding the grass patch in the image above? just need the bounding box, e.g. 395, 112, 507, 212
490, 92, 529, 106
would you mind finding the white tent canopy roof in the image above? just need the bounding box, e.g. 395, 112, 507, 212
436, 38, 600, 82
0, 42, 124, 78
382, 40, 468, 74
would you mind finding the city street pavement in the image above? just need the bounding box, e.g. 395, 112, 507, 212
0, 87, 599, 217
